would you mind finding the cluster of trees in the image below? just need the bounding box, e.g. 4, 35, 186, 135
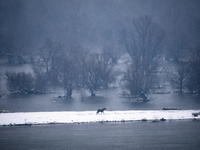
5, 71, 34, 94
5, 39, 117, 97
169, 48, 200, 95
121, 16, 200, 97
4, 15, 200, 99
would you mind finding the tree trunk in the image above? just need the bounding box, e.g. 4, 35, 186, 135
91, 90, 95, 96
67, 88, 72, 97
66, 83, 73, 97
180, 79, 183, 94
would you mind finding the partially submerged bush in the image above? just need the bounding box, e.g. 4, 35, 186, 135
5, 71, 34, 94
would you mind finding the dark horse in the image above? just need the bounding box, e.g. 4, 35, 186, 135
96, 108, 106, 114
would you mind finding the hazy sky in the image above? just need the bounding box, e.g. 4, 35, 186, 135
1, 0, 200, 53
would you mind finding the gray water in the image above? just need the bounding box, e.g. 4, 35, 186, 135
0, 121, 200, 150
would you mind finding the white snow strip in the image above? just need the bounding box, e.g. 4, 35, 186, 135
0, 110, 199, 125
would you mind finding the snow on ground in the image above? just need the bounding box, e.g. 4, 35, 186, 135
0, 110, 199, 126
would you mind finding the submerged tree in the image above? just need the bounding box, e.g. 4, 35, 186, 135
32, 65, 47, 93
84, 51, 116, 96
187, 47, 200, 94
121, 58, 156, 97
35, 39, 64, 86
169, 59, 189, 94
122, 15, 166, 64
121, 16, 165, 96
66, 44, 90, 87
58, 44, 89, 97
5, 71, 34, 94
59, 57, 78, 97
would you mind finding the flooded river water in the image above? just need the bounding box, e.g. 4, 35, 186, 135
0, 87, 200, 112
0, 64, 200, 112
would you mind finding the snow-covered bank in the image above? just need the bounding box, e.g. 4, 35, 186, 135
0, 110, 199, 126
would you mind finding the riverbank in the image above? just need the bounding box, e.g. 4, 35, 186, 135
0, 110, 199, 126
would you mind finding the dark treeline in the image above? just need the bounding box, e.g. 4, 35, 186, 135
1, 0, 200, 98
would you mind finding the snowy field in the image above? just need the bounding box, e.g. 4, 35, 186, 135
0, 110, 200, 126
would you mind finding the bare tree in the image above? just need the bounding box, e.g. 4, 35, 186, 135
32, 65, 47, 93
169, 60, 189, 94
66, 44, 90, 87
121, 58, 156, 97
77, 87, 87, 101
121, 16, 165, 97
84, 52, 116, 96
187, 47, 200, 94
36, 39, 64, 85
122, 15, 166, 64
5, 71, 34, 94
58, 44, 89, 98
100, 49, 116, 88
59, 57, 78, 97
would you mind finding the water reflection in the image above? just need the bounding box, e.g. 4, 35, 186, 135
1, 86, 199, 112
